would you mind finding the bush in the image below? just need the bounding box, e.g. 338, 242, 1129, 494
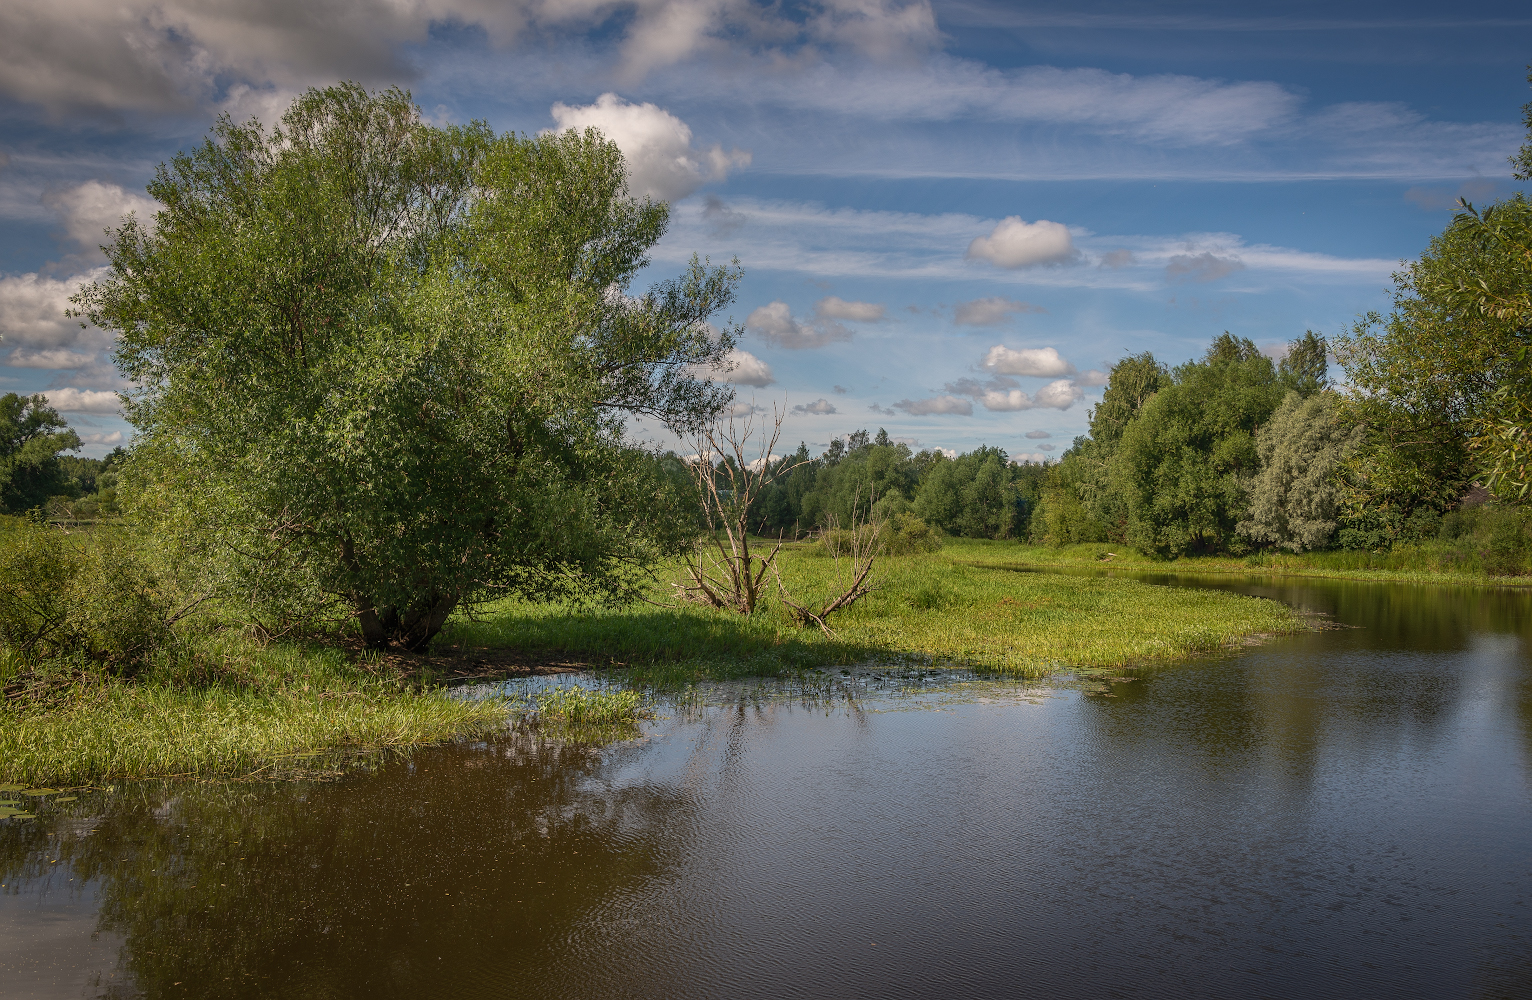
0, 519, 179, 670
819, 513, 942, 558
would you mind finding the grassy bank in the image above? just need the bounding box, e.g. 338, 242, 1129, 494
3, 537, 1306, 785
967, 540, 1532, 587
450, 538, 1305, 684
0, 635, 515, 787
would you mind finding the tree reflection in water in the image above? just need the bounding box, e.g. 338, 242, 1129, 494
0, 734, 691, 999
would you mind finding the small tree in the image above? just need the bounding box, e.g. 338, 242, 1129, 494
675, 406, 800, 614
77, 84, 741, 651
1238, 391, 1361, 551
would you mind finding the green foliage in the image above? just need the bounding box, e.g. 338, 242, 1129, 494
1112, 334, 1287, 557
76, 84, 739, 651
0, 393, 81, 514
746, 431, 1034, 541
0, 520, 177, 669
1334, 194, 1532, 528
1239, 391, 1361, 552
1278, 330, 1330, 398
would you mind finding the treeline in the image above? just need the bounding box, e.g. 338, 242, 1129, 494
667, 428, 1047, 541
1031, 175, 1532, 562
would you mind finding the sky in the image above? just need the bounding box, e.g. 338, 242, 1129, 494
1, 0, 1529, 461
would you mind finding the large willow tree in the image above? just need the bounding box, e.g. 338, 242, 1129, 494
78, 84, 739, 649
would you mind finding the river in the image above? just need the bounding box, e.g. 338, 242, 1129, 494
3, 574, 1531, 999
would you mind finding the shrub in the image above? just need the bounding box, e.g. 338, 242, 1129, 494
0, 520, 178, 670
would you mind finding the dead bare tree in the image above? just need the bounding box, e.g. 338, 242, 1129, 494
674, 404, 802, 614
773, 489, 880, 636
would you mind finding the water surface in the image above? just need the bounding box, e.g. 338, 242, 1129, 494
4, 575, 1531, 999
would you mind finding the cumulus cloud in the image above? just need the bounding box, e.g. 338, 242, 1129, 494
0, 270, 112, 369
44, 387, 121, 413
1037, 443, 1055, 451
1010, 453, 1049, 465
814, 296, 886, 322
549, 93, 750, 202
893, 395, 972, 416
832, 385, 849, 394
952, 296, 1045, 326
793, 398, 838, 415
1033, 379, 1084, 409
79, 430, 126, 446
719, 349, 775, 387
725, 401, 767, 418
1166, 252, 1245, 283
746, 301, 853, 350
869, 402, 896, 416
966, 217, 1075, 268
43, 181, 159, 253
1077, 369, 1109, 387
948, 375, 1083, 412
1024, 429, 1051, 439
981, 345, 1076, 378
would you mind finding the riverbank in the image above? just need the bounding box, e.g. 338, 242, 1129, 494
970, 540, 1532, 587
1, 539, 1303, 785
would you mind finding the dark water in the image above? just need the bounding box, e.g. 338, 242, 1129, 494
5, 577, 1532, 999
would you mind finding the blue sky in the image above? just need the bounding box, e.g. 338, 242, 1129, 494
1, 0, 1529, 460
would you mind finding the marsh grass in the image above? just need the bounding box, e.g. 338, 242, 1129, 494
0, 633, 507, 786
450, 538, 1305, 684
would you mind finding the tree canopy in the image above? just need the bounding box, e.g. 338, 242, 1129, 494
0, 393, 80, 514
76, 84, 741, 649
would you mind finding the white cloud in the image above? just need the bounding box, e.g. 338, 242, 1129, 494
953, 296, 1045, 326
43, 181, 159, 252
745, 301, 853, 350
725, 401, 767, 418
932, 446, 958, 459
982, 345, 1076, 378
1099, 249, 1136, 269
814, 296, 886, 322
79, 430, 125, 446
977, 389, 1033, 412
893, 395, 972, 416
1037, 443, 1055, 451
1166, 252, 1246, 283
719, 349, 775, 387
0, 270, 112, 361
1024, 429, 1051, 439
966, 217, 1076, 269
44, 387, 121, 413
1034, 379, 1084, 409
792, 398, 838, 415
548, 93, 750, 202
1077, 369, 1109, 387
1010, 452, 1049, 464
